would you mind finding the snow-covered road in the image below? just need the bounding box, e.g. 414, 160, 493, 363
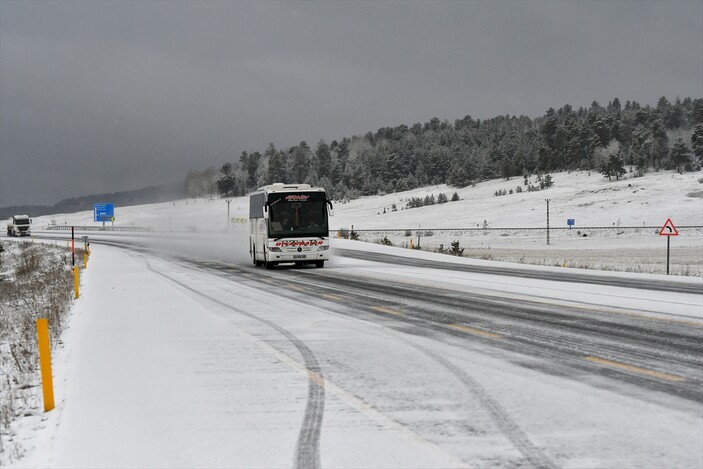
11, 235, 703, 468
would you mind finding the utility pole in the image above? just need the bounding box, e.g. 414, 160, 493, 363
545, 198, 551, 245
226, 199, 232, 232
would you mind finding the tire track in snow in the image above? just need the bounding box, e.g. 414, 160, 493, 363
144, 259, 325, 469
171, 258, 473, 468
202, 262, 557, 468
411, 343, 558, 469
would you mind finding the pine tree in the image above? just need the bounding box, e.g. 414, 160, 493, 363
691, 99, 703, 125
447, 154, 476, 187
599, 152, 626, 181
590, 115, 610, 147
265, 144, 287, 184
669, 138, 691, 173
691, 124, 703, 161
383, 152, 405, 184
577, 124, 598, 169
665, 98, 684, 129
540, 108, 558, 149
650, 120, 669, 169
610, 153, 626, 181
216, 163, 237, 196
290, 142, 311, 183
315, 140, 332, 179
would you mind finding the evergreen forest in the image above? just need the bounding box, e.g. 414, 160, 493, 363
184, 96, 703, 200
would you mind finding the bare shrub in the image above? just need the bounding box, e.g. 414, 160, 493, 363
0, 241, 75, 465
15, 245, 41, 277
378, 236, 393, 246
449, 241, 464, 256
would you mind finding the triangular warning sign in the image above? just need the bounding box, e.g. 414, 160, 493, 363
659, 218, 679, 236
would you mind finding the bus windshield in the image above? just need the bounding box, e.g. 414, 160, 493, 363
268, 192, 328, 238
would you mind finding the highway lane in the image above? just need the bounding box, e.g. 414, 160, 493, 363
335, 247, 703, 295
156, 252, 703, 467
185, 257, 703, 404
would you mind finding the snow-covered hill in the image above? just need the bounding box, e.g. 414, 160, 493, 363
28, 169, 703, 275
31, 170, 703, 229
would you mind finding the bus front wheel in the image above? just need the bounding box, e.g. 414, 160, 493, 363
315, 261, 324, 268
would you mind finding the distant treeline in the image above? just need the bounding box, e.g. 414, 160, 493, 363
186, 96, 703, 200
0, 183, 184, 220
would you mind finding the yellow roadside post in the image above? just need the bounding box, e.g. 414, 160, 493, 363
36, 319, 55, 412
73, 266, 80, 299
84, 252, 88, 269
409, 239, 413, 250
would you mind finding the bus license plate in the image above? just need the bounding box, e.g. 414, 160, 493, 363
293, 255, 306, 259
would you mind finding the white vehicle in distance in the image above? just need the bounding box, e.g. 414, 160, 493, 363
6, 214, 32, 237
249, 183, 333, 269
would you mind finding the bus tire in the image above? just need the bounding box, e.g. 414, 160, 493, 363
265, 261, 274, 269
315, 261, 324, 268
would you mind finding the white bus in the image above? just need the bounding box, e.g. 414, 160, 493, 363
249, 183, 333, 269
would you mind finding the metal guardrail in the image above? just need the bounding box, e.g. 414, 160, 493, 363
45, 225, 153, 232
333, 226, 703, 232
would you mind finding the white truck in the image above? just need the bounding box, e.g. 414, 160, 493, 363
6, 215, 32, 237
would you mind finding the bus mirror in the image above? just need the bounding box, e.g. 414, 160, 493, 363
263, 205, 269, 219
327, 200, 334, 217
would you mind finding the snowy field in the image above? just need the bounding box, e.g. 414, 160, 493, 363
29, 169, 703, 276
1, 169, 702, 468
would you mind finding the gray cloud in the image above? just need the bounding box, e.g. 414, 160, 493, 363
1, 0, 701, 206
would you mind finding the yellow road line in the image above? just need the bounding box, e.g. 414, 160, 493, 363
308, 370, 325, 388
584, 356, 686, 382
321, 293, 344, 301
616, 311, 703, 327
370, 306, 403, 316
287, 283, 307, 292
448, 324, 502, 339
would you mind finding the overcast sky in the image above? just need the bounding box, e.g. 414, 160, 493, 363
1, 0, 701, 206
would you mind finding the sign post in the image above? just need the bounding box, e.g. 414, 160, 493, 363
658, 218, 679, 275
567, 219, 575, 230
545, 199, 551, 245
226, 199, 232, 232
36, 319, 55, 412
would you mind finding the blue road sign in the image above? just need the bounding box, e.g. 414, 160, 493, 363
94, 203, 115, 222
567, 218, 575, 226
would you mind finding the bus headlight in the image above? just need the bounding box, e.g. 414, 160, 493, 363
269, 247, 282, 252
318, 246, 329, 251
